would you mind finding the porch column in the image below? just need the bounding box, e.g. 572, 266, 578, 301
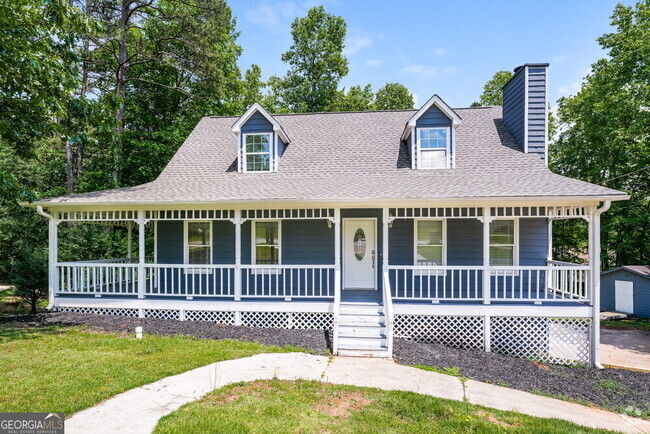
234, 210, 242, 301
137, 211, 146, 299
482, 207, 492, 304
48, 215, 59, 308
588, 205, 604, 368
382, 207, 389, 282
334, 208, 341, 296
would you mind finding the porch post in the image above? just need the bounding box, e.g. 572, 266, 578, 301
137, 211, 146, 299
48, 216, 59, 308
482, 206, 491, 304
334, 208, 341, 292
126, 221, 133, 259
589, 205, 602, 368
234, 210, 242, 301
382, 207, 389, 281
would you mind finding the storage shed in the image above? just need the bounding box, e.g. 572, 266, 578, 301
601, 266, 650, 317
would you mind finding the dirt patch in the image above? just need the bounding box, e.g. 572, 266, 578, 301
212, 381, 273, 403
532, 360, 550, 371
476, 410, 521, 427
315, 391, 372, 417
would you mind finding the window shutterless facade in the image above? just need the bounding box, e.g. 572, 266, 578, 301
184, 221, 212, 265
252, 220, 281, 265
414, 219, 446, 265
489, 219, 518, 266
417, 127, 450, 169
243, 133, 272, 172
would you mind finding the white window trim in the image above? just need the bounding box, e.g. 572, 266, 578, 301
414, 219, 447, 267
489, 218, 519, 268
183, 220, 213, 274
416, 127, 451, 170
251, 220, 282, 273
242, 132, 274, 173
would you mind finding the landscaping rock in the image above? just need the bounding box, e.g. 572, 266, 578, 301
393, 338, 650, 418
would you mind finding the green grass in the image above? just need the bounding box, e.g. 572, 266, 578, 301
154, 379, 608, 433
0, 323, 298, 415
601, 318, 650, 331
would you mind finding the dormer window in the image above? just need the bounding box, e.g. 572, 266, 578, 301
401, 95, 461, 171
231, 103, 291, 174
244, 133, 272, 172
417, 127, 450, 169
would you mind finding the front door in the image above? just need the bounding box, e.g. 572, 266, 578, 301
343, 219, 376, 289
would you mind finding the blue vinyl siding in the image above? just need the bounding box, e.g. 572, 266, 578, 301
241, 111, 273, 133
389, 219, 414, 265
213, 221, 235, 264
503, 65, 548, 161
601, 270, 650, 317
519, 218, 549, 266
415, 105, 452, 128
282, 220, 334, 264
447, 219, 483, 265
157, 221, 183, 264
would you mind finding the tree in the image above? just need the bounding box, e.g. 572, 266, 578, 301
374, 83, 415, 110
238, 64, 265, 112
10, 247, 48, 314
330, 85, 374, 111
472, 70, 513, 106
0, 0, 87, 202
277, 6, 348, 112
551, 0, 650, 268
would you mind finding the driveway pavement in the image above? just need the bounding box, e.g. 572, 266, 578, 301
601, 328, 650, 371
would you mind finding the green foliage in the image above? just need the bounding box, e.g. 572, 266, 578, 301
551, 1, 650, 268
275, 6, 349, 113
0, 324, 293, 415
8, 248, 47, 314
374, 82, 415, 110
473, 70, 513, 106
329, 85, 374, 111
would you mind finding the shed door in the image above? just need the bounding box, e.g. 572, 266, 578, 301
614, 280, 634, 314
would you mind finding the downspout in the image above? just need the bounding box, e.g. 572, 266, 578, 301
591, 200, 611, 369
36, 206, 57, 309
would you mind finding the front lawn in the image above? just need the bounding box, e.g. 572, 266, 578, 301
0, 322, 297, 415
601, 317, 650, 332
154, 379, 607, 433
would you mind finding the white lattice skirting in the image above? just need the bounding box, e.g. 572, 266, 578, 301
395, 314, 591, 366
53, 307, 333, 330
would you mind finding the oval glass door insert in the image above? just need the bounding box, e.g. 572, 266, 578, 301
353, 228, 366, 261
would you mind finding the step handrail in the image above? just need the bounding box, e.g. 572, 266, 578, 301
382, 271, 394, 356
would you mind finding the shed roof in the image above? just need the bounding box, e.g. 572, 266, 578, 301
33, 106, 627, 206
602, 266, 650, 279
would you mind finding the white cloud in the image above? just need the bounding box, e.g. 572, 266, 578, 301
366, 58, 383, 67
551, 54, 567, 64
343, 32, 383, 56
442, 66, 457, 76
412, 92, 420, 107
433, 48, 448, 58
244, 1, 305, 34
401, 64, 439, 77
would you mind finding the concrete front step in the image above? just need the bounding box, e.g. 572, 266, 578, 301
337, 348, 391, 358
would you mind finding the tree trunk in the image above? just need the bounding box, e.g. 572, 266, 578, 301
30, 297, 37, 315
112, 0, 130, 184
66, 139, 74, 194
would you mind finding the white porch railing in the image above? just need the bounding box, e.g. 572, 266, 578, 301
388, 264, 591, 303
388, 266, 484, 301
382, 271, 395, 354
57, 262, 139, 296
144, 265, 236, 298
240, 265, 336, 299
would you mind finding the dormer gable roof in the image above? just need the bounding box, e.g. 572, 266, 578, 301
401, 94, 462, 141
231, 102, 291, 144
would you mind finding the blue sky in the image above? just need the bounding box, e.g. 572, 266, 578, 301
230, 0, 631, 108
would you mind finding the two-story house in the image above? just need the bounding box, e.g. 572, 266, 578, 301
27, 63, 628, 366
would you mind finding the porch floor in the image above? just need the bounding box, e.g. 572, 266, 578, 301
341, 290, 382, 304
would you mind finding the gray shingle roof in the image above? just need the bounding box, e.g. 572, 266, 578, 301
35, 106, 626, 206
602, 266, 650, 278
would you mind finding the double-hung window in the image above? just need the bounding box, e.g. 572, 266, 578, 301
489, 219, 518, 266
417, 127, 450, 169
415, 220, 445, 265
185, 221, 212, 265
253, 221, 281, 265
244, 133, 272, 172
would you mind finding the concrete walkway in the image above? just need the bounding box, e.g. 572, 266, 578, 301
601, 328, 650, 372
67, 353, 650, 434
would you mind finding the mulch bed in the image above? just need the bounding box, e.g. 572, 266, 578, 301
394, 339, 650, 418
1, 312, 330, 355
